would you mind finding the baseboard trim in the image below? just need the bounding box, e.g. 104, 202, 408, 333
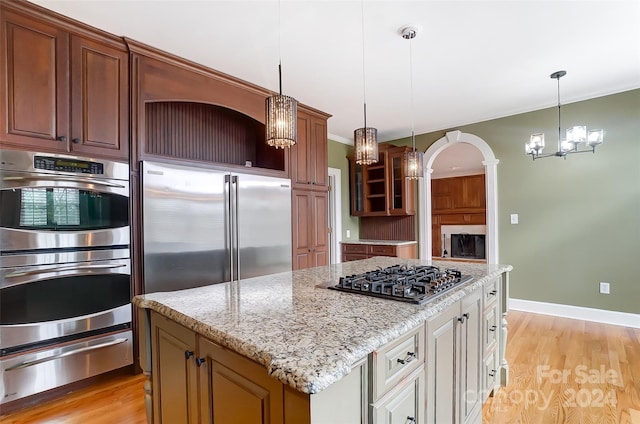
509, 298, 640, 329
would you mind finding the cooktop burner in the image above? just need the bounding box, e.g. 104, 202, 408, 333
329, 264, 473, 305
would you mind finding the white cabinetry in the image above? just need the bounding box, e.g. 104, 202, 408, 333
370, 324, 425, 424
425, 290, 482, 424
481, 277, 501, 400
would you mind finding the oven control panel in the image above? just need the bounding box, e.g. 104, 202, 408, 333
34, 156, 104, 174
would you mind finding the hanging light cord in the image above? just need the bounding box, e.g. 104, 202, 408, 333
409, 31, 416, 152
556, 74, 562, 153
278, 0, 283, 95
361, 0, 367, 129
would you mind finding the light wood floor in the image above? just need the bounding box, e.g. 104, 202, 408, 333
1, 310, 639, 424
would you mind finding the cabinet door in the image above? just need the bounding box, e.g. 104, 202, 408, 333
459, 291, 482, 424
292, 190, 328, 270
311, 191, 329, 267
70, 35, 129, 160
151, 313, 199, 424
372, 367, 424, 424
425, 302, 458, 424
387, 149, 415, 216
291, 113, 327, 189
198, 338, 284, 424
310, 116, 328, 188
0, 9, 69, 150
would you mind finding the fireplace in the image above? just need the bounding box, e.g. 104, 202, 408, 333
440, 224, 486, 260
451, 234, 485, 259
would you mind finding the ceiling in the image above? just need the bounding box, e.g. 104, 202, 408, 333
31, 0, 640, 144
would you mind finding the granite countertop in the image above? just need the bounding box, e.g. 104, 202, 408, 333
341, 239, 418, 246
133, 257, 512, 395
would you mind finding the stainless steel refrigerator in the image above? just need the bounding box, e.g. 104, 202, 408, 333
142, 160, 292, 293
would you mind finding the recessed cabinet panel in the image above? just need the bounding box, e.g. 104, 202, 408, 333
1, 11, 68, 147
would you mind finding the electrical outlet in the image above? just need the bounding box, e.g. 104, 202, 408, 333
346, 230, 351, 238
599, 282, 610, 294
510, 214, 519, 225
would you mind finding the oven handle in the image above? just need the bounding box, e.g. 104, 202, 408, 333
2, 175, 126, 189
5, 264, 127, 278
4, 337, 129, 371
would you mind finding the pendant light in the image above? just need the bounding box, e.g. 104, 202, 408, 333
354, 0, 378, 165
525, 70, 604, 160
401, 25, 424, 180
265, 1, 297, 149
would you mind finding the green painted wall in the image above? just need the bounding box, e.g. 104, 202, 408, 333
328, 89, 640, 314
327, 139, 359, 241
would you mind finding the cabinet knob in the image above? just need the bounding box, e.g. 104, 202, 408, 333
489, 290, 497, 296
405, 417, 416, 424
195, 357, 206, 367
72, 138, 80, 144
185, 350, 194, 360
489, 325, 497, 332
57, 136, 67, 142
397, 351, 416, 365
489, 369, 497, 377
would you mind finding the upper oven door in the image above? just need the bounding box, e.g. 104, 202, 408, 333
0, 170, 129, 252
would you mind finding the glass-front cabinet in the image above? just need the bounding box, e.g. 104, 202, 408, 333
349, 144, 415, 217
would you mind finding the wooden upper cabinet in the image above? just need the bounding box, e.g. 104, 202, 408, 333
291, 111, 328, 190
292, 190, 328, 270
0, 4, 129, 161
349, 144, 415, 217
1, 9, 69, 150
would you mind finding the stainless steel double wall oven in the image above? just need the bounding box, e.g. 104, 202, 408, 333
0, 150, 133, 405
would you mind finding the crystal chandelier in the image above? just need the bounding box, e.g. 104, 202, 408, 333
354, 0, 378, 165
402, 26, 424, 180
265, 1, 297, 149
525, 70, 604, 160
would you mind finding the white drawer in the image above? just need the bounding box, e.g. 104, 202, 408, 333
370, 366, 425, 424
483, 277, 499, 308
483, 348, 499, 400
370, 324, 425, 402
483, 302, 499, 354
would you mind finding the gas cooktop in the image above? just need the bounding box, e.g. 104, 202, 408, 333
329, 264, 473, 305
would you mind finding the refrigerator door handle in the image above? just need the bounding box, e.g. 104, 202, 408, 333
225, 174, 234, 282
231, 175, 240, 281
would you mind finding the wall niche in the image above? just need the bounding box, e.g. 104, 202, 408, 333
145, 101, 284, 172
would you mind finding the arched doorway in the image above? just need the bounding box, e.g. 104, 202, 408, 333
417, 130, 499, 263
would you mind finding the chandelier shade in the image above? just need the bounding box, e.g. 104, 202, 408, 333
526, 70, 604, 160
265, 86, 298, 148
354, 125, 379, 165
405, 147, 424, 180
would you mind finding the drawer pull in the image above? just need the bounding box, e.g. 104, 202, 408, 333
489, 325, 497, 332
489, 290, 497, 296
185, 350, 194, 360
397, 351, 416, 365
405, 417, 416, 424
489, 369, 497, 377
195, 357, 206, 367
458, 313, 470, 324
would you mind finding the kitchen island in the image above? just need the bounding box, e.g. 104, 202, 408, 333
133, 257, 511, 424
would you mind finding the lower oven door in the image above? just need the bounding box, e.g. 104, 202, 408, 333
0, 330, 133, 405
0, 250, 131, 355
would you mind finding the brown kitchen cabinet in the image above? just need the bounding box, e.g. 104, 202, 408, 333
341, 242, 417, 262
349, 144, 415, 216
291, 111, 328, 190
0, 3, 129, 161
292, 190, 329, 270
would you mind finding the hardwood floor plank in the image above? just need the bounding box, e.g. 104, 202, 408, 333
1, 311, 638, 424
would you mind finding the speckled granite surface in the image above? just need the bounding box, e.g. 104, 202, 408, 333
341, 239, 417, 246
133, 257, 512, 395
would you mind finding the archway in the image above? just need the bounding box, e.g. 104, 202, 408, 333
417, 130, 499, 263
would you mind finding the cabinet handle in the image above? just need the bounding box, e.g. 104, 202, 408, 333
489, 290, 497, 296
489, 325, 497, 332
489, 369, 497, 377
458, 313, 469, 324
397, 351, 416, 365
185, 350, 194, 360
72, 138, 80, 144
195, 357, 206, 367
56, 135, 67, 142
405, 417, 416, 424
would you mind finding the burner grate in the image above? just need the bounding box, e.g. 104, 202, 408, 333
331, 264, 473, 304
